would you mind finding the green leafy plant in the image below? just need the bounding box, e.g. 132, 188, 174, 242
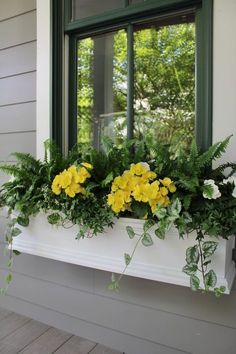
0, 137, 235, 296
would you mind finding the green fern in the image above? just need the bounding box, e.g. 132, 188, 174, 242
0, 164, 21, 177
197, 136, 232, 169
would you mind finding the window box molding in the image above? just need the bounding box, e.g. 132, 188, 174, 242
13, 213, 236, 293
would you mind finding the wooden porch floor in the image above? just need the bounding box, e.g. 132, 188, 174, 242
0, 307, 123, 354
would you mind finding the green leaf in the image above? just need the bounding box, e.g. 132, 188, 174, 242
214, 286, 226, 298
182, 263, 198, 275
126, 226, 135, 239
8, 218, 17, 227
17, 215, 29, 227
205, 270, 217, 289
47, 213, 61, 225
202, 241, 218, 258
101, 172, 114, 187
186, 245, 199, 264
154, 207, 167, 219
143, 219, 155, 232
7, 259, 13, 268
13, 250, 21, 256
11, 227, 22, 237
108, 281, 119, 291
124, 253, 131, 266
190, 274, 200, 291
5, 273, 12, 284
142, 233, 153, 247
154, 228, 165, 240
202, 184, 214, 199
132, 202, 148, 219
170, 198, 182, 215
108, 273, 119, 291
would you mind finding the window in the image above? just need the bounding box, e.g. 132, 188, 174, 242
52, 0, 213, 153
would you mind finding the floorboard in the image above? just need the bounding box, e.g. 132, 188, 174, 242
0, 313, 30, 341
0, 307, 123, 354
0, 319, 49, 354
53, 335, 97, 354
90, 344, 124, 354
18, 327, 72, 354
0, 307, 11, 321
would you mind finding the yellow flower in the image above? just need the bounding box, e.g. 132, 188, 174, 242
65, 182, 85, 198
160, 177, 176, 193
140, 171, 157, 182
51, 175, 62, 195
160, 177, 172, 187
168, 183, 177, 193
60, 170, 72, 188
67, 165, 81, 184
160, 186, 168, 196
130, 163, 149, 176
81, 162, 93, 170
107, 193, 115, 206
77, 166, 91, 183
108, 190, 126, 213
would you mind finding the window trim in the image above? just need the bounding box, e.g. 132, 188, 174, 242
52, 0, 213, 152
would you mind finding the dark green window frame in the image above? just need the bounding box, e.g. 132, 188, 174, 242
52, 0, 213, 152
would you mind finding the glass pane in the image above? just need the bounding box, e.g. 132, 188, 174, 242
77, 30, 127, 149
133, 16, 195, 155
72, 0, 124, 21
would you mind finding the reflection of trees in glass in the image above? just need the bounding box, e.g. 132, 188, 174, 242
77, 22, 195, 152
134, 24, 195, 154
77, 38, 93, 145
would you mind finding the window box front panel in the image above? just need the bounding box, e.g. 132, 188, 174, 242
12, 213, 236, 293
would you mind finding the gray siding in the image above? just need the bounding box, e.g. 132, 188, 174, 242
0, 2, 236, 354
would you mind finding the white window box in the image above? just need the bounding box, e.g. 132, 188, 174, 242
12, 213, 236, 293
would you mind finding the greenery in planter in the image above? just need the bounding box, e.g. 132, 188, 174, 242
0, 137, 236, 296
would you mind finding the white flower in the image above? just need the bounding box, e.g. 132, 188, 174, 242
203, 179, 221, 199
139, 162, 150, 171
9, 175, 15, 182
222, 176, 236, 198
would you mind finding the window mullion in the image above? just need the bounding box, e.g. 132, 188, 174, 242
127, 24, 134, 140
68, 36, 78, 150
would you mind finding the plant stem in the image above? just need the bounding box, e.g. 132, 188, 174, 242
197, 233, 207, 291
117, 233, 143, 284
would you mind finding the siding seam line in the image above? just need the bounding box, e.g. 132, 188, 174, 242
0, 40, 37, 52
0, 9, 36, 24
0, 70, 36, 81
0, 100, 36, 108
0, 130, 36, 136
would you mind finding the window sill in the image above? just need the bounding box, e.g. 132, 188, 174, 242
12, 213, 236, 293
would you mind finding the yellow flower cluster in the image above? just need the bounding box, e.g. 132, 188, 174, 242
51, 162, 93, 198
107, 162, 176, 214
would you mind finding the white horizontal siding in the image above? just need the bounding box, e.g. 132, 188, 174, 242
0, 132, 36, 161
0, 11, 36, 50
0, 0, 36, 21
0, 72, 36, 106
0, 102, 36, 133
0, 41, 36, 78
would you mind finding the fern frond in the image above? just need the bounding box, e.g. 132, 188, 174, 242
11, 152, 40, 169
212, 135, 232, 160
0, 164, 20, 177
44, 139, 60, 162
197, 136, 232, 169
189, 139, 198, 161
211, 162, 236, 179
